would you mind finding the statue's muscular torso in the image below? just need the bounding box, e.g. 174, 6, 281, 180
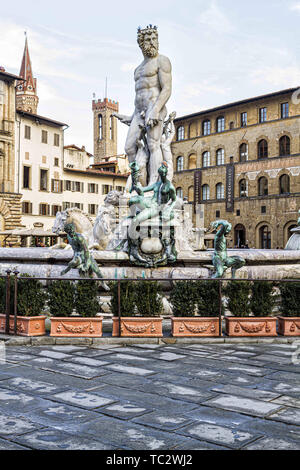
134, 54, 171, 114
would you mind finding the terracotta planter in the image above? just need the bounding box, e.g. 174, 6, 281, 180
225, 316, 277, 337
278, 317, 300, 336
172, 317, 220, 337
50, 317, 103, 337
112, 317, 163, 337
0, 314, 46, 337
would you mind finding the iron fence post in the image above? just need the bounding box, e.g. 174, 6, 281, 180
5, 270, 11, 335
219, 279, 222, 337
13, 271, 19, 336
118, 280, 121, 338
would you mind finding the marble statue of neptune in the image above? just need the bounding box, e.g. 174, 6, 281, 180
114, 25, 172, 186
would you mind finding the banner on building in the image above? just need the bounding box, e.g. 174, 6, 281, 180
226, 164, 235, 212
194, 170, 202, 213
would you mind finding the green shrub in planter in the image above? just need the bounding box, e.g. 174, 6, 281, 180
223, 281, 251, 317
75, 280, 101, 317
134, 281, 163, 317
109, 280, 136, 317
250, 281, 275, 317
170, 281, 196, 317
16, 274, 47, 316
279, 282, 300, 317
48, 280, 75, 317
194, 280, 224, 317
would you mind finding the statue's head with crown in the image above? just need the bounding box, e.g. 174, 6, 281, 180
137, 25, 159, 58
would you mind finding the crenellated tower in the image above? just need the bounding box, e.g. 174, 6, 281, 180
16, 35, 39, 114
92, 97, 118, 162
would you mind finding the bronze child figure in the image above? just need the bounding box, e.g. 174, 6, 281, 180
61, 223, 109, 290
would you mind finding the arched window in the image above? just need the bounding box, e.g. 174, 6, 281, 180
177, 126, 185, 141
98, 114, 103, 140
216, 148, 224, 166
202, 120, 211, 136
279, 135, 290, 156
258, 139, 268, 159
188, 154, 197, 170
110, 116, 114, 140
188, 186, 194, 202
279, 174, 290, 194
216, 116, 225, 133
176, 156, 184, 172
202, 184, 210, 201
239, 179, 248, 197
176, 187, 183, 199
216, 183, 224, 200
239, 143, 248, 162
258, 176, 268, 196
202, 151, 210, 168
260, 225, 271, 249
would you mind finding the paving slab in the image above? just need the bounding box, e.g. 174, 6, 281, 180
51, 390, 116, 409
0, 411, 43, 437
70, 415, 199, 450
20, 403, 102, 427
12, 428, 117, 450
203, 394, 283, 417
176, 422, 261, 449
0, 387, 54, 415
99, 402, 152, 420
103, 363, 157, 376
133, 411, 194, 431
0, 437, 30, 450
183, 406, 255, 428
40, 361, 110, 379
270, 395, 300, 409
95, 384, 198, 413
267, 407, 300, 426
0, 376, 67, 396
211, 383, 280, 401
244, 437, 300, 450
62, 356, 111, 368
137, 380, 215, 404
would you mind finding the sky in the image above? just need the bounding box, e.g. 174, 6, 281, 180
1, 0, 299, 154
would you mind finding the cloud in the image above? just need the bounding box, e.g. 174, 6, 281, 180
290, 2, 300, 12
120, 62, 138, 72
197, 1, 234, 34
251, 66, 300, 88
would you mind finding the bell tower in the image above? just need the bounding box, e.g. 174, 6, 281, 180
16, 34, 39, 114
92, 97, 119, 162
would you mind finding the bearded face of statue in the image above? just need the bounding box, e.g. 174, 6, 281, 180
140, 31, 159, 57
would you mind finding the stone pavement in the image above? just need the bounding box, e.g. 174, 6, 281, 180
0, 342, 299, 450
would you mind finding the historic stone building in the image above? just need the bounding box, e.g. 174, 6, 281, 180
172, 88, 300, 249
92, 97, 119, 163
0, 68, 22, 244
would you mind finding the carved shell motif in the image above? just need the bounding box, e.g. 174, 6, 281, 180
122, 322, 156, 334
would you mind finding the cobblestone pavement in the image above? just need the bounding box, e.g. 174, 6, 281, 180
0, 342, 299, 450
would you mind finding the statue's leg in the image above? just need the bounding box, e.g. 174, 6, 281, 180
136, 147, 148, 187
225, 256, 246, 279
61, 257, 79, 275
212, 254, 225, 278
147, 108, 167, 185
125, 113, 143, 163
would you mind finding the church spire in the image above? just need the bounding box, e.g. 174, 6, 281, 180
16, 33, 39, 114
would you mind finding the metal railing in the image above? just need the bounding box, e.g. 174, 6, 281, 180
1, 270, 299, 337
